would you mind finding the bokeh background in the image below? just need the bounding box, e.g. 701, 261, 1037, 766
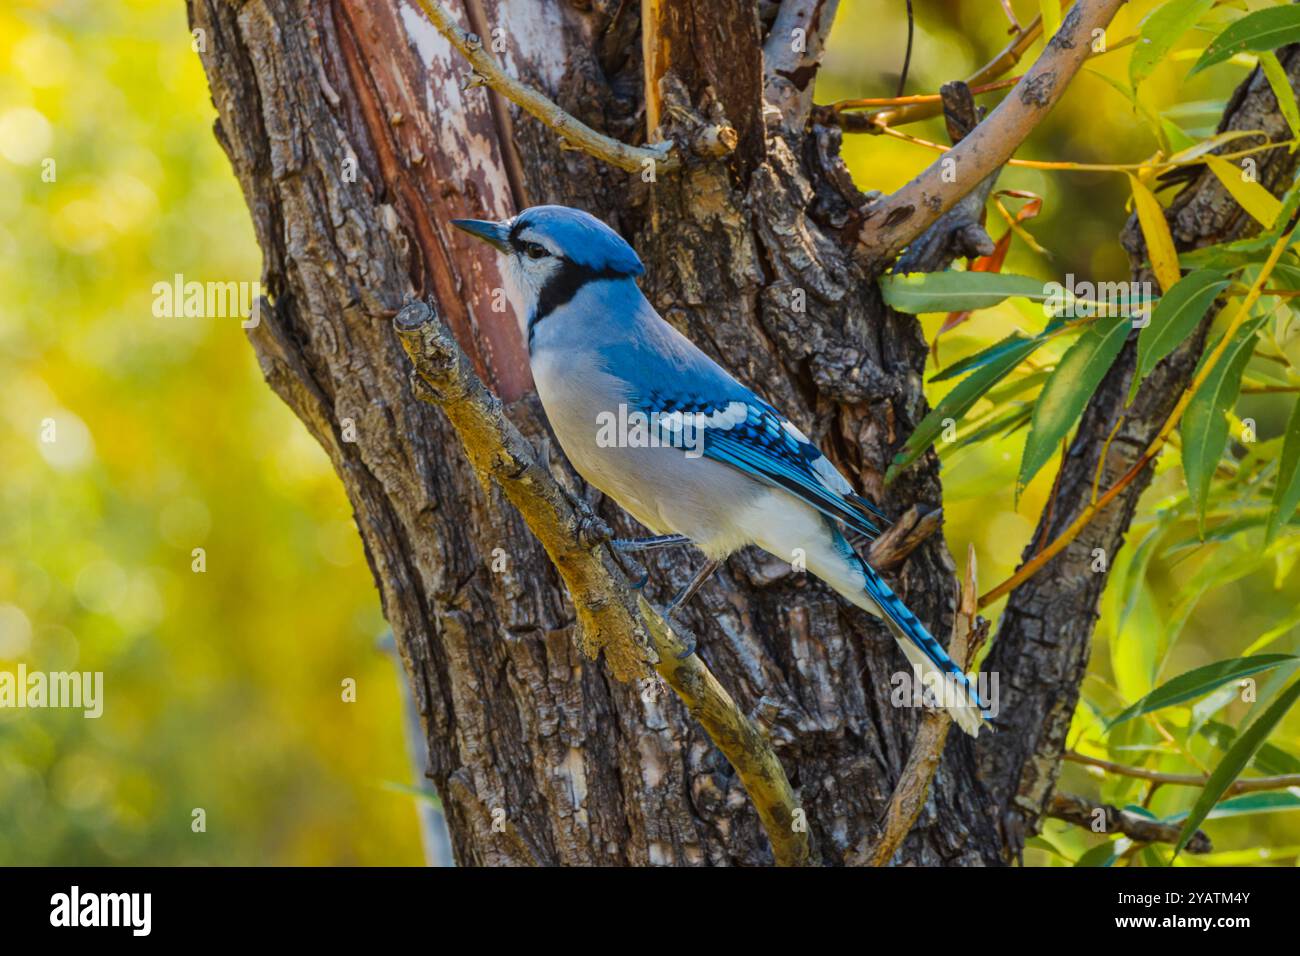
1, 0, 1295, 865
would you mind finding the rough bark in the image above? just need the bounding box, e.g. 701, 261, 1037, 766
188, 0, 1296, 866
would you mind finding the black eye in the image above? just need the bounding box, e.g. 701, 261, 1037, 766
524, 242, 549, 260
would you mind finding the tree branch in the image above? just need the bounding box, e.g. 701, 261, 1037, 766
393, 301, 811, 866
410, 0, 680, 174
855, 0, 1127, 267
866, 504, 943, 572
1046, 793, 1213, 854
1065, 751, 1300, 796
763, 0, 841, 133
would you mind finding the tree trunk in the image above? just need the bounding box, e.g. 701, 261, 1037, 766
189, 0, 1298, 865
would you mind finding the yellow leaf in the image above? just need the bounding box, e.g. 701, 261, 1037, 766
1128, 173, 1182, 293
1205, 154, 1283, 229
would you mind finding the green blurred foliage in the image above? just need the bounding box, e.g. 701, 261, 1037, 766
1, 0, 1296, 867
0, 0, 421, 864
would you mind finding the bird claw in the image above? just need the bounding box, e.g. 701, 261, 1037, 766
576, 513, 613, 550
657, 605, 697, 659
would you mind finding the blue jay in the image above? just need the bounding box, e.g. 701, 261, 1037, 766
453, 205, 989, 735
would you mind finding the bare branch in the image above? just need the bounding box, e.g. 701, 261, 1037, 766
410, 0, 679, 174
1046, 793, 1213, 854
855, 0, 1127, 267
763, 0, 841, 132
1065, 751, 1300, 796
393, 301, 811, 867
891, 81, 999, 273
867, 504, 942, 572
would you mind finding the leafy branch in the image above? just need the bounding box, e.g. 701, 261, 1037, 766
1046, 792, 1213, 854
980, 209, 1300, 608
1064, 750, 1300, 796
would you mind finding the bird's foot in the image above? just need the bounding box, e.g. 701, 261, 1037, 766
656, 604, 697, 659
576, 513, 613, 550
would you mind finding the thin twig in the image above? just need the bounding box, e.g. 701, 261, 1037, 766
999, 0, 1022, 32
393, 301, 810, 866
873, 123, 1294, 173
866, 505, 943, 572
410, 0, 679, 174
818, 76, 1020, 114
896, 0, 914, 98
1065, 750, 1300, 796
1090, 414, 1126, 505
641, 0, 666, 140
856, 0, 1129, 266
859, 12, 1045, 130
1047, 793, 1213, 854
825, 38, 1137, 131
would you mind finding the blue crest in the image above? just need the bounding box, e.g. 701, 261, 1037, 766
511, 205, 644, 277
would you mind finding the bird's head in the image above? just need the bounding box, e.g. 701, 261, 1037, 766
452, 205, 643, 343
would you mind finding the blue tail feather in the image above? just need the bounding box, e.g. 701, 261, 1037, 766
839, 533, 989, 717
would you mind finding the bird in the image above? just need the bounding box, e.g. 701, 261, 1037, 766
452, 205, 990, 736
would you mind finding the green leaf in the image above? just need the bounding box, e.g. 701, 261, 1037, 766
1190, 6, 1300, 76
1074, 841, 1119, 867
1201, 719, 1300, 775
1266, 398, 1300, 543
1106, 654, 1298, 729
1243, 602, 1300, 656
879, 271, 1050, 314
1131, 0, 1216, 88
1040, 0, 1062, 43
931, 324, 1062, 383
887, 335, 1042, 483
1259, 51, 1300, 148
1165, 791, 1300, 824
1025, 835, 1071, 861
1131, 269, 1230, 403
1179, 315, 1266, 527
1174, 677, 1300, 857
1018, 316, 1130, 495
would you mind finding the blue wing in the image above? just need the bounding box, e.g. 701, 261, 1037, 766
632, 386, 889, 541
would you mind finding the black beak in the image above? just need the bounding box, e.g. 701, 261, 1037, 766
451, 218, 511, 253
